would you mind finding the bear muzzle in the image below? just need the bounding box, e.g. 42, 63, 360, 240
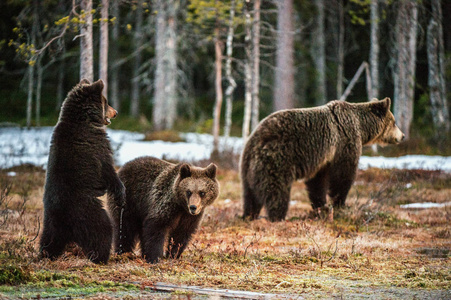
105, 106, 118, 125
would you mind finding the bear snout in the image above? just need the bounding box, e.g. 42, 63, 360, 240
107, 106, 118, 119
189, 205, 197, 215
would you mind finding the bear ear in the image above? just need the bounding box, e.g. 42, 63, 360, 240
179, 164, 191, 179
79, 78, 91, 85
90, 79, 105, 94
205, 163, 217, 179
370, 97, 391, 117
381, 97, 391, 111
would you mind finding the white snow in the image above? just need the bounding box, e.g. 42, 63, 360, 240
358, 155, 451, 172
0, 127, 450, 174
400, 202, 451, 209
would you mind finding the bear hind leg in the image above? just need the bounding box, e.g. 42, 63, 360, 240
242, 184, 264, 220
113, 210, 139, 254
264, 178, 292, 222
75, 209, 112, 264
39, 223, 69, 260
305, 166, 330, 210
328, 165, 357, 208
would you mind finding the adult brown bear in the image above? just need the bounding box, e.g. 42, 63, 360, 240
108, 156, 219, 263
39, 79, 125, 264
240, 98, 404, 222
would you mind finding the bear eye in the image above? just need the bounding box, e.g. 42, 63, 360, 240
186, 191, 192, 197
199, 191, 205, 197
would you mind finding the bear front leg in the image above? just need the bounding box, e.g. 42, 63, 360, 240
141, 218, 168, 263
103, 160, 126, 208
305, 166, 330, 210
328, 162, 357, 208
166, 213, 203, 259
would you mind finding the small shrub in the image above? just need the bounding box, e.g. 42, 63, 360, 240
0, 264, 32, 285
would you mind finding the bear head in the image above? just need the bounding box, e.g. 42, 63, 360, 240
59, 79, 117, 126
174, 163, 219, 215
366, 97, 405, 145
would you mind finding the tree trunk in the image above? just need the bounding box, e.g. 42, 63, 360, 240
427, 0, 450, 131
79, 0, 94, 82
164, 0, 178, 129
251, 0, 261, 132
110, 0, 120, 111
56, 46, 65, 110
393, 0, 418, 140
152, 0, 178, 130
369, 0, 379, 99
130, 0, 144, 117
26, 63, 34, 128
336, 0, 344, 99
312, 0, 326, 105
224, 0, 237, 139
35, 56, 43, 127
99, 0, 109, 98
153, 0, 166, 130
273, 0, 295, 111
212, 15, 224, 155
242, 1, 252, 141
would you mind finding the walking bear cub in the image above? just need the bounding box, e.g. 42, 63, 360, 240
240, 98, 405, 222
108, 156, 219, 263
40, 79, 125, 264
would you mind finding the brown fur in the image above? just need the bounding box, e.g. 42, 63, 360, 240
39, 79, 125, 264
240, 98, 404, 222
108, 156, 219, 263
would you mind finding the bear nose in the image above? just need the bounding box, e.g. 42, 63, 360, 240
189, 205, 197, 213
402, 134, 405, 141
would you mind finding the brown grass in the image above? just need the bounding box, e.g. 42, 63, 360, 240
0, 167, 450, 298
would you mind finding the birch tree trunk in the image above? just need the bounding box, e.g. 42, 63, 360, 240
336, 0, 344, 99
152, 0, 178, 130
56, 45, 65, 110
427, 0, 449, 131
242, 1, 252, 141
369, 0, 379, 99
251, 0, 261, 132
312, 0, 326, 105
99, 0, 109, 98
273, 0, 295, 111
79, 0, 94, 81
153, 0, 166, 130
164, 0, 178, 129
35, 56, 43, 127
393, 0, 418, 139
26, 63, 34, 128
212, 22, 224, 155
130, 0, 144, 117
110, 0, 120, 111
224, 0, 236, 139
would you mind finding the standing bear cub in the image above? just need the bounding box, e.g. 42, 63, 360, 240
240, 98, 404, 222
108, 156, 219, 263
40, 79, 125, 264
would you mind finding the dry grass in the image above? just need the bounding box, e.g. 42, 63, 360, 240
0, 166, 450, 298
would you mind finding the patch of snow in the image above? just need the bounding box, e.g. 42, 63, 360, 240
224, 199, 231, 204
0, 127, 450, 174
358, 155, 451, 172
405, 183, 413, 189
400, 202, 451, 209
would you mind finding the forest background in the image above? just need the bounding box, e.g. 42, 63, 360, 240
0, 0, 450, 155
